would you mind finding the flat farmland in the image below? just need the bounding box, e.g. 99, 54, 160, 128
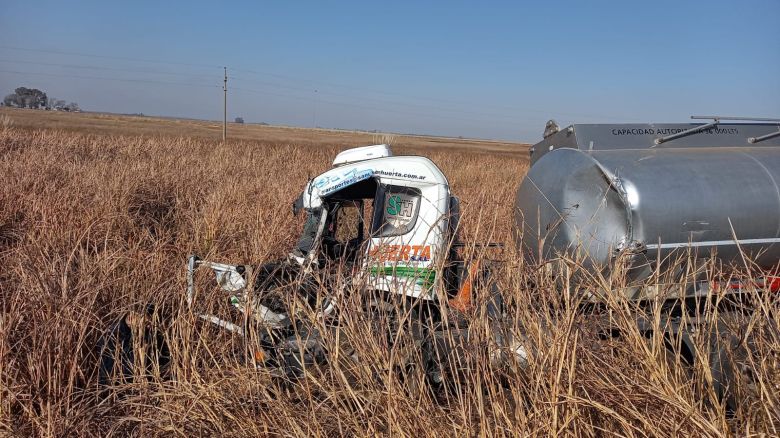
1, 107, 777, 436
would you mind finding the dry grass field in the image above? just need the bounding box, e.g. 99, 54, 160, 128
1, 107, 778, 436
0, 108, 522, 154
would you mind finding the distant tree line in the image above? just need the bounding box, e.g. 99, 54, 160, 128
2, 87, 80, 112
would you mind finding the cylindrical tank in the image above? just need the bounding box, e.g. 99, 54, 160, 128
514, 122, 780, 290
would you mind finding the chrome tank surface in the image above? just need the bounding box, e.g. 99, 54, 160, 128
514, 122, 780, 286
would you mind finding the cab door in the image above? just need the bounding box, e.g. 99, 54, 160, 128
366, 184, 437, 298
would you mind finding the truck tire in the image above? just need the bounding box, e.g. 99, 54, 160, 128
97, 311, 170, 387
649, 311, 753, 415
705, 312, 754, 415
98, 315, 135, 386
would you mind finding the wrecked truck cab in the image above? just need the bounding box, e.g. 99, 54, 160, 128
290, 145, 456, 299
181, 143, 468, 346
99, 142, 498, 387
152, 143, 489, 383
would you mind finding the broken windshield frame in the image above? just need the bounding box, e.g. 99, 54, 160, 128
294, 208, 324, 257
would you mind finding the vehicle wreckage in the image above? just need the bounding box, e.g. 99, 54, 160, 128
100, 143, 506, 385
183, 144, 504, 378
100, 116, 780, 408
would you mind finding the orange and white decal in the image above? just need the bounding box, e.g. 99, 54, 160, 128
368, 244, 432, 262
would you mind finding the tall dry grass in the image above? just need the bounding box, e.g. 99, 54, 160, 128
0, 124, 778, 436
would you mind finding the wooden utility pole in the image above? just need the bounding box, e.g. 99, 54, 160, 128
222, 66, 227, 142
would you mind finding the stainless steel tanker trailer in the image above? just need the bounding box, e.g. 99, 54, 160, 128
515, 116, 780, 294
513, 116, 780, 410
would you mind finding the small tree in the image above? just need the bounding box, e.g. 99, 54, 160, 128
234, 117, 244, 124
4, 87, 48, 108
15, 87, 47, 109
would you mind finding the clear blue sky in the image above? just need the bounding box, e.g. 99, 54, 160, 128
1, 0, 778, 141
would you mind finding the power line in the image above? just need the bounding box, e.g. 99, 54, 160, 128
0, 58, 218, 80
231, 66, 646, 122
231, 78, 544, 122
0, 45, 222, 69
0, 44, 648, 127
0, 69, 220, 89
1, 60, 529, 123
0, 67, 611, 128
230, 86, 540, 127
0, 44, 645, 123
229, 81, 629, 126
231, 66, 479, 108
0, 60, 636, 124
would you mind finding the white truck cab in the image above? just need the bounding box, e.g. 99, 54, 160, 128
291, 144, 459, 299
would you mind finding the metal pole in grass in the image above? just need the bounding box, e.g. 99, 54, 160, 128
223, 66, 227, 142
